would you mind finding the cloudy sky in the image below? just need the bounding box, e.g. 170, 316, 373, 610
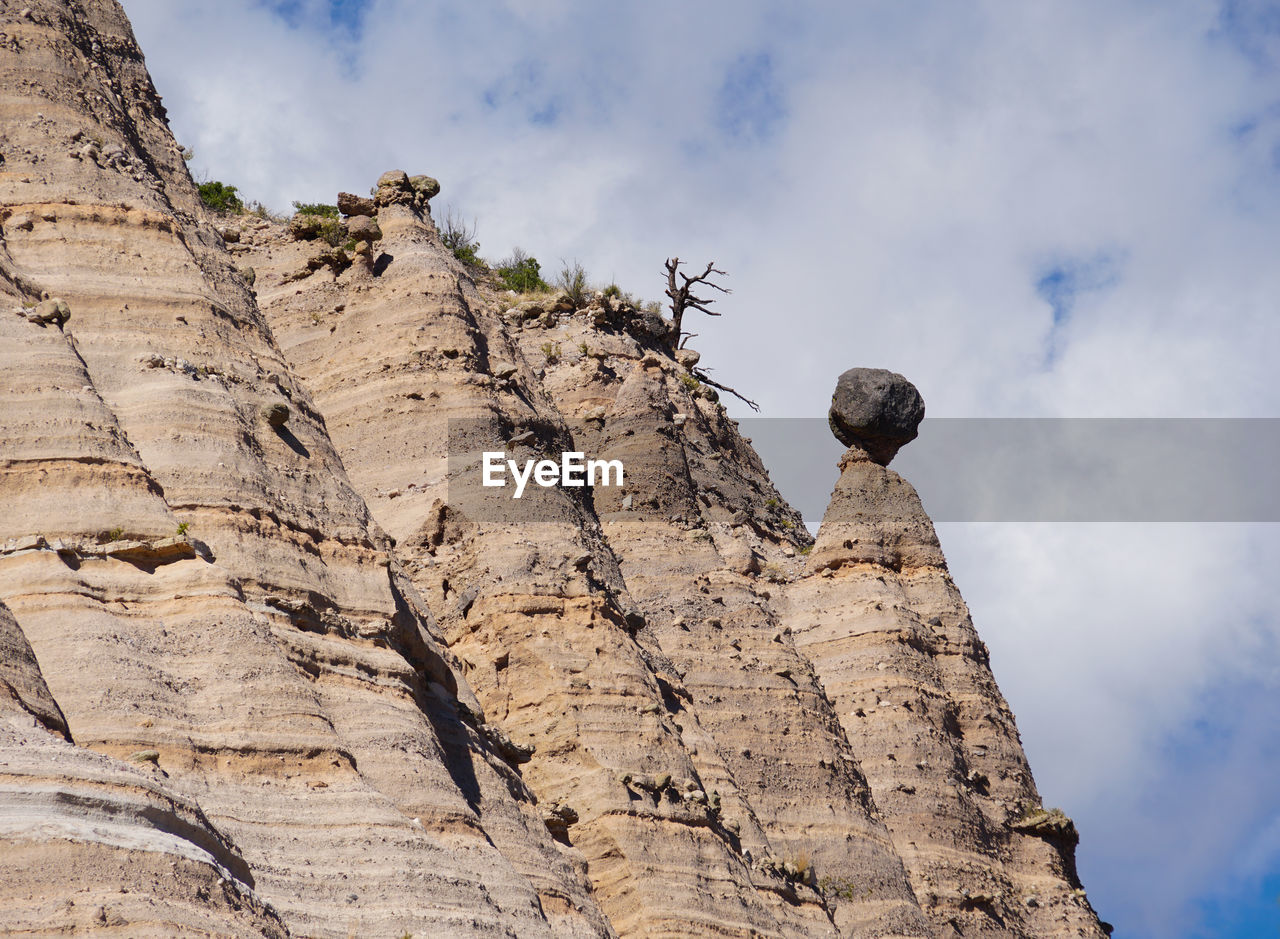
125, 1, 1280, 935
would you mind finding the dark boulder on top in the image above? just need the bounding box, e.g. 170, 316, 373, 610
828, 367, 925, 465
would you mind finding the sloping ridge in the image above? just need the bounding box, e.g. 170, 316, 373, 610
0, 1, 1106, 937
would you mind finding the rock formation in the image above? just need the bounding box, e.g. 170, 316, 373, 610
782, 448, 1102, 937
0, 1, 1106, 936
828, 367, 926, 466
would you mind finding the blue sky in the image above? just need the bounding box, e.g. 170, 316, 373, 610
125, 1, 1280, 934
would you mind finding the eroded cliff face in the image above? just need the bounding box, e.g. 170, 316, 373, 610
1, 1, 1103, 936
783, 450, 1101, 936
0, 3, 607, 936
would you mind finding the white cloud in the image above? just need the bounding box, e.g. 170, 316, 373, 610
125, 1, 1280, 934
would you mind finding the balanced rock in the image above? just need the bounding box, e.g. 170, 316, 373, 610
337, 191, 375, 217
346, 215, 382, 243
828, 367, 925, 465
375, 170, 440, 209
408, 174, 440, 201
375, 170, 413, 207
376, 169, 409, 189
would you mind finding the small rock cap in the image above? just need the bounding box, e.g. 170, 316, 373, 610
828, 367, 925, 465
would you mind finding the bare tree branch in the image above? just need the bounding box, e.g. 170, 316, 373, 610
664, 257, 731, 353
691, 368, 760, 412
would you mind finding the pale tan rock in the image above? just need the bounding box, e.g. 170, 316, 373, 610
0, 2, 1104, 935
783, 447, 1107, 937
0, 600, 288, 937
252, 182, 936, 938
0, 3, 610, 936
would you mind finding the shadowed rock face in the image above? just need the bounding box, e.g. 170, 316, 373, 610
828, 368, 925, 465
1, 2, 1104, 936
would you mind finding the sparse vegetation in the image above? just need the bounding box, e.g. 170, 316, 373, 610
198, 180, 243, 214
541, 342, 561, 364
291, 201, 338, 218
105, 526, 125, 542
317, 218, 347, 247
496, 247, 548, 292
439, 206, 486, 268
175, 521, 190, 536
557, 259, 589, 309
680, 374, 701, 393
817, 875, 860, 901
245, 201, 280, 221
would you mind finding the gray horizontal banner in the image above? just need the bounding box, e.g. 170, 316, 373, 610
444, 418, 1279, 524
747, 418, 1280, 523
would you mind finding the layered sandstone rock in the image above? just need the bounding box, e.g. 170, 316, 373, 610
1, 3, 608, 936
253, 198, 900, 937
1, 599, 289, 937
783, 446, 1105, 937
1, 1, 1104, 936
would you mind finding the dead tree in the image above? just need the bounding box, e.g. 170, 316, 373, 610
662, 258, 759, 411
664, 257, 729, 353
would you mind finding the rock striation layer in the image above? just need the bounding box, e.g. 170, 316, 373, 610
783, 447, 1104, 937
1, 1, 1106, 936
1, 3, 608, 936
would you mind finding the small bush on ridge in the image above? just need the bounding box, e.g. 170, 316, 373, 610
198, 180, 243, 214
496, 247, 548, 292
292, 201, 338, 218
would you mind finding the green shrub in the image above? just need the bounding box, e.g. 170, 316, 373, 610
317, 218, 347, 247
496, 248, 548, 292
198, 181, 242, 214
602, 283, 622, 299
439, 207, 487, 269
541, 342, 561, 364
176, 521, 190, 536
557, 260, 589, 309
291, 201, 338, 218
452, 243, 486, 268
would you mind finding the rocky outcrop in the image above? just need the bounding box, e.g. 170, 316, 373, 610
250, 161, 1101, 936
0, 3, 609, 936
782, 432, 1105, 937
0, 1, 1104, 935
253, 195, 888, 937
